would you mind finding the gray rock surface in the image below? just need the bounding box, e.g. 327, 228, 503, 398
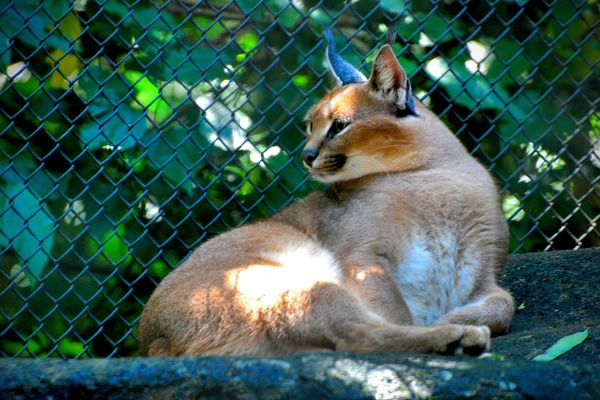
1, 248, 598, 399
1, 353, 598, 399
495, 248, 599, 364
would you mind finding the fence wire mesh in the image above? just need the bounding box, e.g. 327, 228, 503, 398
0, 0, 598, 358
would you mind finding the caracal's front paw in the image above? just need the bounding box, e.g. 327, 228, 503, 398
454, 325, 491, 356
434, 325, 491, 356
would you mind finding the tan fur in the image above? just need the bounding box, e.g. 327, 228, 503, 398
138, 44, 514, 357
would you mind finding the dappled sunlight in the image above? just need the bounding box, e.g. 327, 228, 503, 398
421, 356, 475, 370
225, 264, 314, 303
224, 243, 342, 307
325, 358, 434, 399
312, 356, 490, 399
466, 41, 490, 74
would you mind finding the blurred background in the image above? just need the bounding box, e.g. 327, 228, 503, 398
0, 0, 598, 358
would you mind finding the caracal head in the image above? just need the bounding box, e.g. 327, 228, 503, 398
303, 35, 430, 184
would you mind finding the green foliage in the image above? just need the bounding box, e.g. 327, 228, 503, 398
0, 0, 598, 358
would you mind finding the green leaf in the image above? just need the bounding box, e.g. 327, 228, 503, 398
102, 0, 130, 20
421, 13, 454, 44
502, 194, 525, 221
125, 71, 173, 124
278, 5, 302, 29
487, 38, 532, 83
146, 126, 199, 171
0, 1, 45, 48
78, 104, 146, 150
76, 180, 130, 243
0, 183, 55, 283
57, 338, 85, 358
479, 353, 505, 361
144, 122, 208, 193
42, 0, 71, 20
236, 0, 259, 14
533, 328, 589, 361
309, 9, 333, 27
0, 1, 72, 53
381, 0, 407, 14
425, 56, 508, 111
102, 228, 131, 265
498, 91, 538, 143
166, 44, 228, 83
237, 31, 260, 54
0, 34, 10, 73
77, 66, 131, 104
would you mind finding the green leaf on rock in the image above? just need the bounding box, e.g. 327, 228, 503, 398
533, 328, 589, 361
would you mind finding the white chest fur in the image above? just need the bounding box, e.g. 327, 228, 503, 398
394, 236, 475, 325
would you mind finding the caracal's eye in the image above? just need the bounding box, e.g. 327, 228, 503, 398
327, 119, 349, 139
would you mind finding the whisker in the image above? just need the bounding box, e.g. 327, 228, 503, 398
386, 138, 412, 144
346, 155, 392, 176
349, 143, 406, 153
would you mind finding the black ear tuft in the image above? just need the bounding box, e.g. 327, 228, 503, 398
386, 25, 397, 46
325, 29, 367, 86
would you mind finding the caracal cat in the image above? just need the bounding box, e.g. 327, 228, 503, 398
139, 31, 514, 357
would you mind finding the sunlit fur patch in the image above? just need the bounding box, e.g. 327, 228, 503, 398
225, 242, 341, 306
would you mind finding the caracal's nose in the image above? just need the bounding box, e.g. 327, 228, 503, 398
302, 148, 318, 167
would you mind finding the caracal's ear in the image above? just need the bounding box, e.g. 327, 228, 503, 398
325, 29, 367, 86
368, 45, 417, 116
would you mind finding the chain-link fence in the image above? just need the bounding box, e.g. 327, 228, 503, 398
0, 0, 598, 358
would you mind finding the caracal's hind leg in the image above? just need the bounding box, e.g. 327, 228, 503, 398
268, 281, 491, 356
434, 283, 514, 336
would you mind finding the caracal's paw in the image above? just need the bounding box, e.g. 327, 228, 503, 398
454, 325, 491, 356
434, 325, 491, 356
